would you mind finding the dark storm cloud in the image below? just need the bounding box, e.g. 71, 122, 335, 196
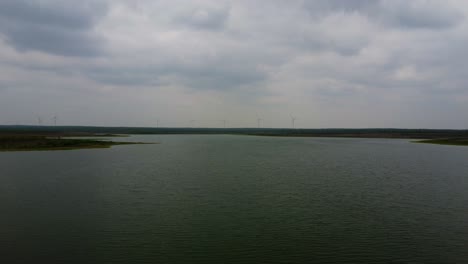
0, 0, 107, 56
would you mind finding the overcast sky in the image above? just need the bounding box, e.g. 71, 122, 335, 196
1, 0, 468, 128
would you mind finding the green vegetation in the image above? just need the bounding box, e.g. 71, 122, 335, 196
416, 138, 468, 146
0, 135, 150, 151
2, 126, 468, 149
2, 125, 468, 139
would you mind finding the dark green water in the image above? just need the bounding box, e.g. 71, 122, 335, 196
1, 135, 468, 264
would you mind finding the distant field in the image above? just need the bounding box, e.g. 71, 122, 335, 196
1, 125, 468, 139
1, 126, 468, 149
0, 134, 146, 151
416, 138, 468, 146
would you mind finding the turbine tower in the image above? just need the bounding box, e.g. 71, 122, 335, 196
256, 114, 262, 128
52, 115, 58, 126
36, 116, 42, 126
52, 114, 60, 139
290, 114, 297, 129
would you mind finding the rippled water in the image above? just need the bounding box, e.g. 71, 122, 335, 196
1, 135, 468, 263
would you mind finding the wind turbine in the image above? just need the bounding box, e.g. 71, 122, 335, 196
190, 120, 196, 128
52, 115, 58, 126
36, 116, 42, 126
52, 114, 60, 139
290, 114, 297, 129
221, 119, 227, 128
256, 114, 262, 128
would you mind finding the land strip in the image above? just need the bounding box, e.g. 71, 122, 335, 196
0, 134, 150, 151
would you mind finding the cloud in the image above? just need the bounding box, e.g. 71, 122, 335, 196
379, 0, 464, 29
0, 0, 108, 57
1, 0, 468, 128
304, 0, 464, 30
303, 0, 377, 15
173, 4, 230, 31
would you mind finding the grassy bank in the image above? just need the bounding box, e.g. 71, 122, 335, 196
416, 138, 468, 146
0, 135, 150, 151
2, 125, 468, 139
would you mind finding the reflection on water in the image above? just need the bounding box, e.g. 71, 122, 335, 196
1, 135, 468, 263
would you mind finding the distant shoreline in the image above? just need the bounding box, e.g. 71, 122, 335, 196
414, 138, 468, 146
1, 125, 468, 148
0, 134, 152, 152
247, 134, 468, 146
1, 125, 468, 138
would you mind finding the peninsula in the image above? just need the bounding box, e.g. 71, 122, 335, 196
0, 133, 149, 151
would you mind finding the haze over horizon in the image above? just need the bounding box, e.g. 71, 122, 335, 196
1, 0, 468, 129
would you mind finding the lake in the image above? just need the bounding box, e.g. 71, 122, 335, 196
1, 135, 468, 263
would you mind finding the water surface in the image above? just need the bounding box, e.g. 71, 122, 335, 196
1, 135, 468, 263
